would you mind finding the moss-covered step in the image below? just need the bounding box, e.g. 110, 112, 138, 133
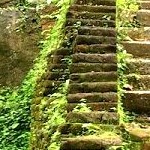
66, 111, 119, 124
59, 123, 119, 135
74, 0, 116, 6
69, 5, 116, 13
123, 91, 150, 114
127, 74, 150, 90
126, 59, 150, 75
68, 82, 117, 94
41, 71, 69, 81
122, 41, 150, 58
78, 27, 116, 37
137, 10, 150, 26
134, 114, 150, 124
67, 92, 117, 103
67, 11, 116, 20
60, 135, 122, 150
70, 72, 117, 82
74, 44, 116, 54
138, 1, 150, 10
67, 102, 117, 112
66, 18, 115, 27
75, 35, 116, 45
72, 53, 116, 63
70, 63, 117, 73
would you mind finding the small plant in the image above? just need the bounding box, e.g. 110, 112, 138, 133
73, 99, 91, 112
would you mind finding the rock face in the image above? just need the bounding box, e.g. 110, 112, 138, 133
0, 6, 40, 86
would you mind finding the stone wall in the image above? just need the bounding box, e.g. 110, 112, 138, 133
0, 1, 40, 86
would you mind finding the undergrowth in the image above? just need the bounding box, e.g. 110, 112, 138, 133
0, 0, 71, 149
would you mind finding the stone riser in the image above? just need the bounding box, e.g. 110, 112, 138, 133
70, 72, 117, 82
66, 18, 115, 27
69, 5, 116, 13
67, 92, 117, 103
67, 11, 115, 20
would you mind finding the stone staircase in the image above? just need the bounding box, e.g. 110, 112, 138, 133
122, 0, 150, 125
59, 0, 123, 149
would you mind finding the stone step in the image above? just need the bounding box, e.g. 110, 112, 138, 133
67, 102, 117, 112
127, 74, 150, 90
78, 27, 116, 36
66, 111, 119, 124
60, 135, 122, 150
72, 53, 117, 63
126, 59, 150, 75
123, 91, 150, 114
122, 41, 150, 58
124, 27, 150, 41
70, 63, 117, 73
138, 1, 150, 10
74, 0, 116, 6
67, 92, 117, 103
47, 55, 68, 64
67, 11, 115, 20
36, 81, 63, 96
49, 64, 68, 72
135, 114, 150, 124
70, 72, 117, 82
52, 48, 72, 55
137, 9, 150, 26
59, 123, 118, 135
42, 71, 69, 81
66, 18, 115, 27
75, 35, 116, 45
74, 44, 116, 53
68, 82, 117, 93
69, 5, 116, 13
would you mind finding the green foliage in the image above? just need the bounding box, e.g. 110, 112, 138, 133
73, 99, 91, 112
0, 0, 71, 149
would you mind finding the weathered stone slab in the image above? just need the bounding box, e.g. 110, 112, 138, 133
123, 91, 150, 114
66, 111, 119, 124
138, 1, 150, 10
122, 41, 150, 58
60, 135, 122, 150
67, 92, 117, 103
137, 10, 150, 26
69, 5, 116, 13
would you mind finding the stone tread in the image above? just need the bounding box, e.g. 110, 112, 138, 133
72, 53, 117, 63
59, 123, 119, 135
74, 0, 116, 6
67, 11, 116, 20
66, 111, 119, 124
70, 72, 117, 82
78, 26, 116, 36
66, 18, 115, 27
68, 82, 117, 93
70, 63, 117, 73
60, 135, 122, 150
75, 35, 116, 45
74, 44, 116, 53
67, 102, 117, 112
69, 5, 116, 13
138, 1, 150, 9
67, 92, 117, 103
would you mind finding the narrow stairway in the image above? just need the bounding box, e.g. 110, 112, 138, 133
122, 0, 150, 124
59, 0, 122, 149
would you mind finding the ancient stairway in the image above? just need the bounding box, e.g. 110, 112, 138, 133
59, 0, 122, 149
122, 0, 150, 125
